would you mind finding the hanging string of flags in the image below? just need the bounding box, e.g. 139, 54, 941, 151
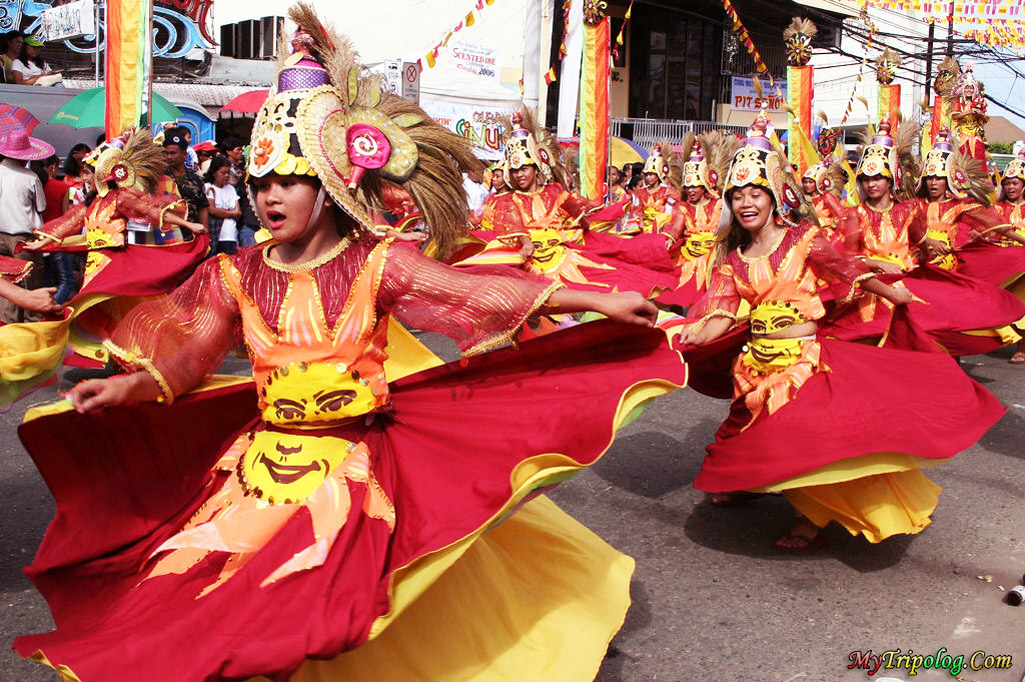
543, 1, 573, 85
419, 0, 498, 70
720, 0, 782, 95
611, 0, 634, 63
839, 14, 876, 126
858, 0, 1025, 50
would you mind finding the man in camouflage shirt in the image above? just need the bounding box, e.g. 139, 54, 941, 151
163, 128, 209, 236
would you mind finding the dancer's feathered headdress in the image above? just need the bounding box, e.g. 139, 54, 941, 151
247, 3, 481, 254
91, 129, 166, 197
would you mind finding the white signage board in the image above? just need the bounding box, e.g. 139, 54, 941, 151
38, 0, 95, 42
372, 60, 420, 104
730, 77, 788, 112
450, 41, 500, 82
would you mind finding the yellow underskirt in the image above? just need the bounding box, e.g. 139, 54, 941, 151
783, 470, 941, 543
250, 495, 634, 682
751, 452, 947, 543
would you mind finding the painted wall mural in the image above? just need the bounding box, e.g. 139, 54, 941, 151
9, 0, 215, 58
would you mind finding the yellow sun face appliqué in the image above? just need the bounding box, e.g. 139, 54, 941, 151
529, 228, 566, 271
238, 431, 356, 505
260, 360, 385, 426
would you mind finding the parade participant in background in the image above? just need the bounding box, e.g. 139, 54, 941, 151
0, 128, 48, 323
31, 154, 78, 303
61, 143, 93, 211
622, 142, 681, 234
2, 129, 208, 387
204, 155, 241, 255
963, 144, 1025, 363
12, 9, 687, 680
657, 131, 735, 307
822, 122, 1024, 356
948, 63, 989, 164
672, 116, 1004, 552
608, 165, 626, 202
193, 140, 217, 176
801, 160, 847, 246
11, 34, 58, 86
164, 129, 209, 234
220, 136, 245, 183
1, 31, 22, 82
911, 130, 1017, 270
457, 110, 675, 304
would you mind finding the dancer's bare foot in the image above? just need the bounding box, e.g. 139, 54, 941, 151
773, 517, 828, 554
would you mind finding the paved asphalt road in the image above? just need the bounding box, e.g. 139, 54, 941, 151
0, 338, 1022, 682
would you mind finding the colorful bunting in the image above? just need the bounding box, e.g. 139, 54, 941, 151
418, 0, 499, 71
721, 0, 781, 94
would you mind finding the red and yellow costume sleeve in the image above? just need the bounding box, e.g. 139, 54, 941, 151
35, 203, 89, 242
116, 187, 187, 231
0, 255, 32, 283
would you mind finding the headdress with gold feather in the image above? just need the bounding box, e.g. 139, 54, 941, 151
721, 107, 812, 230
679, 132, 712, 191
917, 129, 992, 205
247, 3, 480, 255
642, 141, 670, 182
91, 129, 166, 198
934, 56, 961, 97
698, 129, 740, 195
501, 108, 569, 188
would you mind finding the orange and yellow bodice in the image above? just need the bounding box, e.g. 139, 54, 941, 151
631, 185, 679, 233
673, 197, 722, 260
850, 203, 920, 271
219, 241, 392, 429
993, 200, 1025, 246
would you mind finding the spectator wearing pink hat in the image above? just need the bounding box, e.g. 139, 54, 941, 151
0, 128, 53, 322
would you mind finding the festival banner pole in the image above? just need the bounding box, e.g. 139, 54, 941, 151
874, 48, 900, 134
578, 3, 609, 199
784, 18, 816, 174
104, 0, 147, 138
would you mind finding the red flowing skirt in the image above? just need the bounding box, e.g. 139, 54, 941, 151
955, 242, 1025, 304
693, 336, 1004, 493
820, 264, 1025, 355
14, 321, 686, 682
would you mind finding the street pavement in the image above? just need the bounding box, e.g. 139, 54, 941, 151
0, 339, 1022, 682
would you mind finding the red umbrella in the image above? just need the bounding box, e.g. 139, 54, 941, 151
221, 89, 270, 114
0, 103, 40, 136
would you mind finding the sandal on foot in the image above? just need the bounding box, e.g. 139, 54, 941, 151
773, 530, 829, 554
1009, 351, 1025, 365
708, 491, 765, 507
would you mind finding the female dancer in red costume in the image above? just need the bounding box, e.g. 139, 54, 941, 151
821, 123, 1024, 355
991, 148, 1025, 362
674, 117, 1004, 552
456, 111, 676, 299
800, 160, 847, 247
0, 129, 209, 407
657, 132, 734, 307
13, 9, 687, 681
621, 142, 681, 234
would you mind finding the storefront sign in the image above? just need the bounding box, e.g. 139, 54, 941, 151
730, 77, 788, 112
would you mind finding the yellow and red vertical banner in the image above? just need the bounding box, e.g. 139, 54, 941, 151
578, 15, 609, 200
105, 0, 151, 138
786, 65, 813, 173
878, 83, 900, 134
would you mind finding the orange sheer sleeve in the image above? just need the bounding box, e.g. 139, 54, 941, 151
116, 187, 187, 230
685, 262, 742, 331
36, 203, 88, 241
378, 244, 562, 355
806, 229, 874, 303
105, 258, 242, 402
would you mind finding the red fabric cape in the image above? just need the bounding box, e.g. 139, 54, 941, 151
15, 320, 685, 682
